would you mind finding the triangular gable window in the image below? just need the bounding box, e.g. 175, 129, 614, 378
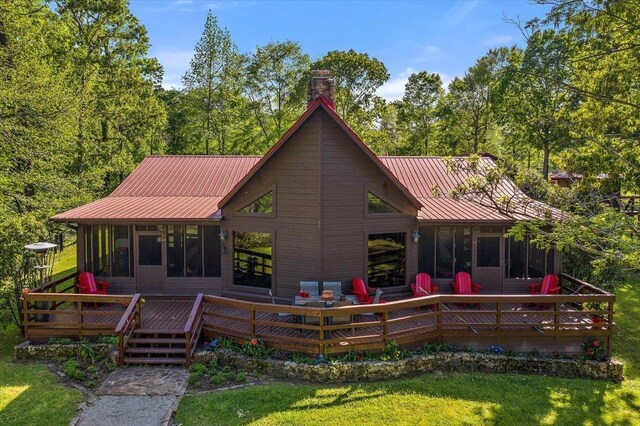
368, 192, 401, 214
240, 191, 273, 214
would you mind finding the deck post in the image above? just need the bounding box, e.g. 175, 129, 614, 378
22, 297, 29, 338
318, 310, 324, 355
77, 299, 83, 336
496, 302, 502, 338
554, 302, 560, 340
437, 301, 442, 343
249, 306, 256, 335
607, 300, 614, 359
382, 311, 389, 347
135, 300, 141, 328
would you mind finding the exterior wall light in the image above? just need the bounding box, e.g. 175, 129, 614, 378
219, 230, 227, 242
411, 230, 421, 243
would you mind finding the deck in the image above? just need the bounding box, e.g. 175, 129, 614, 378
21, 273, 615, 362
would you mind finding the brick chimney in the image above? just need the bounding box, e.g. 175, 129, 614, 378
307, 70, 335, 109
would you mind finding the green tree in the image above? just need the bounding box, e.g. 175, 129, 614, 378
312, 49, 389, 130
182, 11, 244, 155
397, 71, 444, 155
245, 41, 310, 147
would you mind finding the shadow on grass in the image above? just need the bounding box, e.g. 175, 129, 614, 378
176, 372, 638, 425
0, 325, 82, 426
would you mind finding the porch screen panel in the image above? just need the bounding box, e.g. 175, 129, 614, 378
506, 238, 526, 278
185, 225, 202, 277
234, 232, 272, 288
528, 244, 547, 278
435, 227, 453, 278
92, 225, 110, 276
418, 227, 435, 276
477, 236, 500, 267
167, 225, 185, 277
203, 225, 221, 277
111, 225, 130, 276
454, 227, 472, 273
83, 226, 92, 272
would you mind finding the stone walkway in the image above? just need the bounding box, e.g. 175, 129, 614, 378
71, 368, 189, 426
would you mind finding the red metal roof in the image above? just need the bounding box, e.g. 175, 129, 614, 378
380, 156, 563, 222
52, 156, 259, 222
52, 107, 560, 223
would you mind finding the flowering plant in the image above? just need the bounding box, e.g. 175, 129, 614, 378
583, 337, 605, 360
241, 337, 272, 359
203, 338, 219, 351
487, 345, 504, 355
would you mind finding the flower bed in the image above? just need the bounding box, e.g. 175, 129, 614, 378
194, 338, 623, 382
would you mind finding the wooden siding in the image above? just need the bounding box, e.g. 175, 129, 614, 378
320, 110, 418, 290
222, 111, 322, 297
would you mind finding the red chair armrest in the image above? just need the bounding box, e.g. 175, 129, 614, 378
410, 283, 416, 294
366, 287, 376, 294
529, 282, 541, 294
549, 286, 561, 294
471, 282, 481, 293
432, 284, 439, 294
96, 280, 109, 292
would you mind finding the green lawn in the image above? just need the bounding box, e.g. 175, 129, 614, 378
176, 278, 640, 426
0, 325, 84, 426
0, 244, 82, 426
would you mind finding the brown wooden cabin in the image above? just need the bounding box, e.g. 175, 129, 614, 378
52, 75, 562, 302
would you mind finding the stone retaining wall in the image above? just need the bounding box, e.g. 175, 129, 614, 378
14, 341, 117, 364
194, 350, 624, 382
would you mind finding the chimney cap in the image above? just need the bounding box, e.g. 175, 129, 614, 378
311, 69, 332, 77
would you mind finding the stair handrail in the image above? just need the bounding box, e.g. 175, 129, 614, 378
184, 293, 204, 366
115, 293, 141, 366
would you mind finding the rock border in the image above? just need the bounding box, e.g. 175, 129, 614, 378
14, 341, 118, 364
194, 349, 624, 382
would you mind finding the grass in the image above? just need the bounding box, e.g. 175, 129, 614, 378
0, 325, 84, 425
0, 244, 82, 426
176, 277, 640, 426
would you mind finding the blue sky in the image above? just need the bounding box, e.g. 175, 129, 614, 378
131, 0, 550, 100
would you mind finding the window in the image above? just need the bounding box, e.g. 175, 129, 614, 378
167, 225, 184, 277
368, 192, 401, 214
368, 233, 405, 287
166, 225, 221, 278
419, 226, 472, 278
138, 235, 162, 266
240, 191, 273, 214
505, 236, 554, 279
185, 225, 202, 277
234, 232, 272, 288
83, 225, 134, 277
477, 236, 501, 267
112, 225, 131, 277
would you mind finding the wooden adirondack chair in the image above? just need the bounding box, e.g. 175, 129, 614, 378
352, 278, 386, 304
528, 274, 560, 309
410, 273, 438, 311
453, 272, 481, 308
77, 272, 109, 308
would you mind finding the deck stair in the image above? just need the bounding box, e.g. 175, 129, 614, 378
122, 329, 188, 366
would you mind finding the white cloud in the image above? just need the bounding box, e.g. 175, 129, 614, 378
483, 34, 515, 46
377, 68, 454, 102
424, 44, 441, 54
154, 49, 194, 90
443, 1, 479, 25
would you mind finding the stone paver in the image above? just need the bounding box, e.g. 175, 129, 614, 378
97, 367, 188, 396
72, 368, 188, 426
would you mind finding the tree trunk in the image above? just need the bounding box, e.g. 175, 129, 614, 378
542, 141, 550, 180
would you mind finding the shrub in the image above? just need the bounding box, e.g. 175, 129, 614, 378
583, 337, 605, 360
48, 338, 74, 345
97, 336, 118, 345
241, 337, 273, 359
235, 372, 247, 384
63, 360, 85, 381
188, 363, 207, 388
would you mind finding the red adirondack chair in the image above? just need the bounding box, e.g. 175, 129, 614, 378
352, 278, 387, 304
78, 272, 109, 308
528, 274, 560, 309
410, 273, 438, 311
453, 272, 481, 308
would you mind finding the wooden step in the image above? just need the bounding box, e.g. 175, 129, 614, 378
133, 328, 185, 335
128, 337, 186, 345
122, 357, 186, 365
125, 347, 186, 355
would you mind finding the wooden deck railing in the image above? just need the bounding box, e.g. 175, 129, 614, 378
184, 293, 205, 366
114, 294, 142, 366
202, 288, 615, 357
31, 271, 78, 294
22, 292, 136, 340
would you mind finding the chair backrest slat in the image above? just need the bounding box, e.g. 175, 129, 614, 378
322, 281, 342, 296
540, 274, 558, 294
415, 273, 432, 296
455, 272, 472, 294
299, 281, 319, 296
